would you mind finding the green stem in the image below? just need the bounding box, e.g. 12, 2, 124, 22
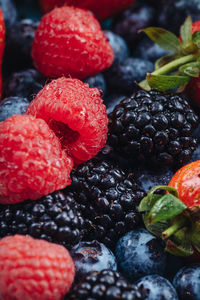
152, 54, 196, 75
162, 218, 187, 240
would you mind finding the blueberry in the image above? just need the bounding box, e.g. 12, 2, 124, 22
84, 73, 106, 96
0, 97, 29, 122
173, 264, 200, 300
104, 30, 130, 64
115, 229, 167, 281
4, 69, 45, 100
70, 240, 117, 282
113, 2, 156, 47
105, 94, 126, 114
4, 19, 39, 74
136, 275, 179, 300
105, 57, 154, 95
190, 145, 200, 163
133, 38, 170, 63
0, 0, 17, 27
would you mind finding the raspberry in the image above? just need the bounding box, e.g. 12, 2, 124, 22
0, 114, 73, 204
0, 235, 75, 300
26, 77, 108, 165
32, 6, 114, 79
39, 0, 136, 20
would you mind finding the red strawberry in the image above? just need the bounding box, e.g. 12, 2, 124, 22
32, 6, 114, 79
39, 0, 136, 20
0, 235, 75, 299
26, 77, 108, 165
0, 114, 73, 204
0, 9, 5, 98
139, 161, 200, 260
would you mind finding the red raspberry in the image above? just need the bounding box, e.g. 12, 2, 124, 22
0, 114, 73, 204
26, 77, 108, 165
39, 0, 136, 20
0, 235, 75, 300
0, 9, 5, 98
32, 6, 114, 79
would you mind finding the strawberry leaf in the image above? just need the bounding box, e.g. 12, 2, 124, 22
179, 62, 200, 77
192, 31, 200, 48
141, 27, 181, 53
166, 228, 193, 257
138, 194, 161, 213
147, 74, 190, 91
155, 54, 179, 70
180, 16, 192, 46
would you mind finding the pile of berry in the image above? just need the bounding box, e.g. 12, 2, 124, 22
1, 0, 200, 299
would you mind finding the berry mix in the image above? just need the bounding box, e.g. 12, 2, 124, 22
1, 0, 200, 299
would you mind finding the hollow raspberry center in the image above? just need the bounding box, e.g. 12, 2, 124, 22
49, 119, 80, 146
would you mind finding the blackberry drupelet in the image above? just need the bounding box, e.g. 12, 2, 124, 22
0, 191, 84, 249
66, 158, 145, 249
108, 90, 199, 167
67, 269, 145, 300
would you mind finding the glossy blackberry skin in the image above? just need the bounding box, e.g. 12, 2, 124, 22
133, 37, 170, 63
4, 19, 39, 74
66, 158, 145, 249
173, 264, 200, 300
0, 96, 29, 122
109, 90, 199, 167
67, 270, 145, 300
136, 275, 179, 300
115, 229, 167, 281
113, 3, 156, 47
158, 0, 200, 34
4, 69, 45, 100
84, 73, 106, 96
105, 58, 154, 95
104, 30, 130, 64
0, 191, 84, 250
0, 0, 17, 27
70, 240, 117, 282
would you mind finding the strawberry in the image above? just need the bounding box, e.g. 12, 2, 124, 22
0, 9, 5, 99
32, 6, 114, 79
39, 0, 137, 20
139, 160, 200, 260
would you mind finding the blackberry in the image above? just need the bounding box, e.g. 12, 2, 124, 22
0, 96, 29, 122
4, 69, 45, 100
108, 90, 199, 167
0, 191, 84, 250
66, 158, 145, 249
67, 270, 145, 300
105, 94, 126, 114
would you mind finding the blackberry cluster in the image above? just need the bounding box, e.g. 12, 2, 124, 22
108, 90, 199, 166
67, 270, 145, 300
67, 158, 145, 249
0, 191, 84, 249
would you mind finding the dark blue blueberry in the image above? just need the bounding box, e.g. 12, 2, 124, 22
104, 30, 130, 64
173, 264, 200, 300
190, 145, 200, 163
0, 97, 29, 122
4, 19, 39, 74
133, 37, 170, 63
4, 69, 45, 101
193, 124, 200, 143
84, 73, 106, 96
136, 275, 179, 300
0, 0, 17, 27
113, 3, 156, 47
70, 240, 117, 282
105, 57, 154, 95
105, 94, 126, 114
115, 229, 167, 281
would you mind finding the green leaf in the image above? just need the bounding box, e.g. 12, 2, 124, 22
191, 222, 200, 252
192, 31, 200, 48
155, 54, 179, 70
179, 62, 200, 77
180, 16, 192, 46
141, 27, 181, 53
148, 194, 187, 224
165, 228, 193, 257
147, 74, 190, 91
143, 217, 169, 238
139, 194, 162, 213
137, 79, 151, 91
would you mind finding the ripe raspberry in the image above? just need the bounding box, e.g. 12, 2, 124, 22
0, 9, 5, 98
0, 235, 75, 300
32, 6, 114, 79
39, 0, 136, 20
0, 114, 73, 204
26, 77, 108, 165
